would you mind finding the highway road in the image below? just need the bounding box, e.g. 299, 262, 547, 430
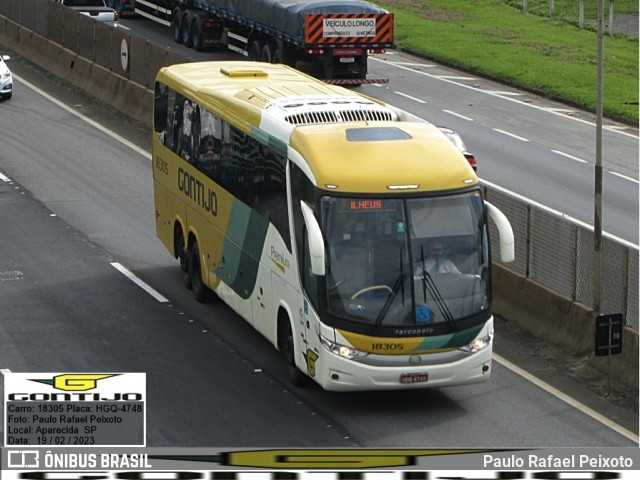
0, 41, 637, 447
115, 17, 639, 245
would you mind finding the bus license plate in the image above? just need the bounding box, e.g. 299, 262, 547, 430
400, 373, 428, 384
339, 57, 355, 63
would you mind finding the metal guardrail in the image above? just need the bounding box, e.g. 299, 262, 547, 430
2, 0, 638, 330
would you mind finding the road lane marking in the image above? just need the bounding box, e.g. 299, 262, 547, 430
486, 91, 525, 96
493, 128, 530, 142
437, 75, 476, 81
10, 65, 640, 441
442, 109, 474, 121
552, 149, 588, 163
371, 56, 639, 139
394, 91, 427, 103
610, 171, 640, 184
111, 262, 169, 303
13, 73, 151, 161
553, 150, 638, 183
493, 353, 639, 444
481, 178, 638, 249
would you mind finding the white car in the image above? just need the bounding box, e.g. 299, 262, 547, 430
1, 55, 13, 101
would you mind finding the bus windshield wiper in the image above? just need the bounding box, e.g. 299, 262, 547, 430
375, 272, 406, 325
375, 248, 406, 325
419, 247, 457, 329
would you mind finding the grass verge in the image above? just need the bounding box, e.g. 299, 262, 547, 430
378, 0, 639, 124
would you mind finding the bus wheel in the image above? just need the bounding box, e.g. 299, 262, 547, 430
175, 229, 191, 290
279, 317, 307, 387
189, 242, 210, 303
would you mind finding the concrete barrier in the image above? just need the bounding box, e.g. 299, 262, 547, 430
1, 16, 637, 389
0, 18, 152, 126
494, 264, 638, 388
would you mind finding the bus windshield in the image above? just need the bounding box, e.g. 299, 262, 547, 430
322, 191, 490, 327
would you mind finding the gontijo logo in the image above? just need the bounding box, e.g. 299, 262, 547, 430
6, 373, 144, 401
30, 374, 118, 391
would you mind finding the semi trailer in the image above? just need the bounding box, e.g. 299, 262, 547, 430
132, 0, 394, 84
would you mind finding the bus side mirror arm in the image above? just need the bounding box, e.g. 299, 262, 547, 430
485, 201, 515, 263
300, 201, 326, 276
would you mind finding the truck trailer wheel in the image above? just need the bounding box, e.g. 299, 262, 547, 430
261, 44, 273, 63
172, 10, 184, 44
181, 14, 193, 47
192, 19, 203, 51
248, 40, 261, 62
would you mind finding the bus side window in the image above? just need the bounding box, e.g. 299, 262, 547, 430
154, 82, 169, 141
170, 93, 184, 155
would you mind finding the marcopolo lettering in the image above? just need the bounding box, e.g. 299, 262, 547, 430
178, 167, 217, 216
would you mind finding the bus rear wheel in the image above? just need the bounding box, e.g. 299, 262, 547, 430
175, 227, 191, 290
189, 241, 210, 302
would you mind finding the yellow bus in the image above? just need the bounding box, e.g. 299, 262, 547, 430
152, 61, 514, 391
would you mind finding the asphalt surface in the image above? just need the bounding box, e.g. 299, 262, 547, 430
1, 28, 637, 444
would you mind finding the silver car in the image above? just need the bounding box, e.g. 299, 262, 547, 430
438, 126, 477, 172
1, 55, 13, 100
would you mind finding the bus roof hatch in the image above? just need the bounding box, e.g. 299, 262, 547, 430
220, 67, 268, 78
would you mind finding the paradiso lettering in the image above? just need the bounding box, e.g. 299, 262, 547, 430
178, 167, 217, 216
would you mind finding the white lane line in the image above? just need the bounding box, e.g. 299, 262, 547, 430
486, 91, 525, 96
370, 56, 639, 139
610, 171, 640, 184
394, 91, 427, 103
553, 151, 639, 183
481, 178, 638, 249
388, 61, 437, 68
552, 149, 588, 164
0, 172, 11, 182
493, 128, 530, 142
13, 73, 151, 161
443, 109, 474, 121
110, 262, 169, 303
493, 353, 639, 443
437, 75, 476, 81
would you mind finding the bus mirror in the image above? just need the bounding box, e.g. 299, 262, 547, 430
300, 201, 326, 276
485, 201, 515, 263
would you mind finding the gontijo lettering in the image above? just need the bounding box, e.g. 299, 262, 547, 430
178, 167, 217, 216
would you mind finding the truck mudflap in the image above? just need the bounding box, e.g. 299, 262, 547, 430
304, 13, 394, 46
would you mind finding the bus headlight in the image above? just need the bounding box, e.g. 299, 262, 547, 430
319, 335, 368, 360
460, 333, 493, 354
